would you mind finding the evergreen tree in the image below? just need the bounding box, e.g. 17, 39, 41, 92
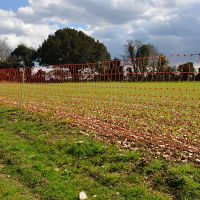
36, 28, 111, 65
11, 44, 36, 67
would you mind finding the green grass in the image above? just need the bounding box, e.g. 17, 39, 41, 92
0, 174, 37, 200
0, 105, 200, 199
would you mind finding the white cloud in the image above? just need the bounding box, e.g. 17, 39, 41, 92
0, 8, 58, 49
18, 6, 34, 16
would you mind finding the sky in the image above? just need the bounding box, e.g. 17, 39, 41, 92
0, 0, 200, 58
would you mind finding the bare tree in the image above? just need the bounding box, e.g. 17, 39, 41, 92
124, 40, 143, 60
123, 40, 143, 72
0, 40, 11, 61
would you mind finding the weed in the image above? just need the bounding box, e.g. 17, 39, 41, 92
67, 141, 104, 157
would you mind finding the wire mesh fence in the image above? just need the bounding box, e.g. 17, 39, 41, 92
0, 54, 200, 83
0, 54, 199, 161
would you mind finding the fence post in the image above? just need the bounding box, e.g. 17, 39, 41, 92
20, 67, 25, 111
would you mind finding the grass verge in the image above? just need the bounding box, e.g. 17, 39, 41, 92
0, 105, 199, 200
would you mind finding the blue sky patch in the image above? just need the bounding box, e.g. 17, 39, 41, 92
48, 22, 88, 31
0, 0, 28, 12
68, 23, 88, 30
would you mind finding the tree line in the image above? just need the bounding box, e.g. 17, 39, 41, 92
0, 28, 199, 81
0, 28, 111, 68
